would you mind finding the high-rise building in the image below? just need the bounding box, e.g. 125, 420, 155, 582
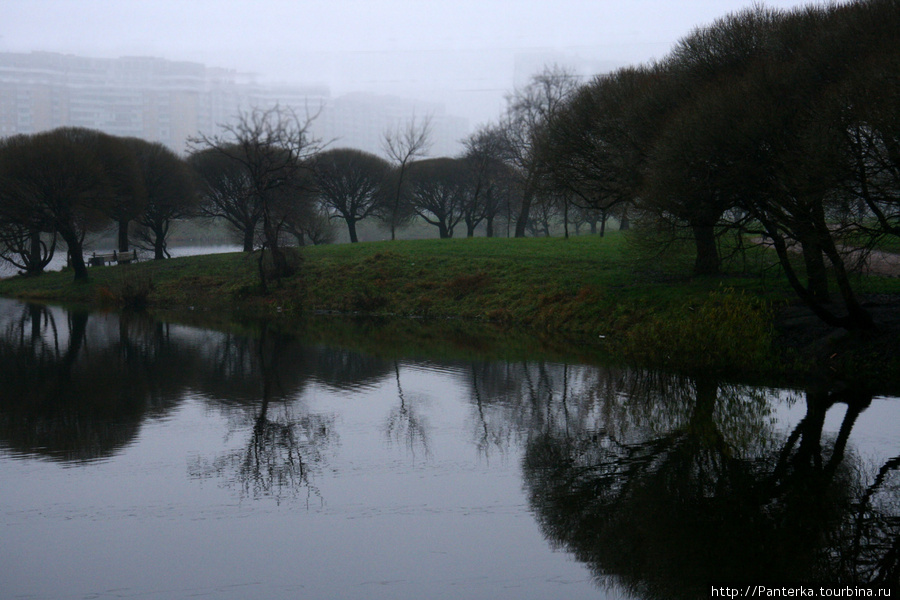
0, 52, 249, 150
0, 51, 469, 157
313, 92, 469, 158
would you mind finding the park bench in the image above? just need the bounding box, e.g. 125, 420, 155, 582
116, 250, 137, 264
88, 250, 137, 266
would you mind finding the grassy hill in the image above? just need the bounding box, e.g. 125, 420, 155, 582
2, 233, 898, 382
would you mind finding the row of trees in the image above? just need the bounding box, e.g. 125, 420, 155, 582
304, 0, 899, 272
2, 0, 896, 326
526, 0, 900, 328
0, 46, 636, 285
307, 90, 616, 244
0, 107, 558, 284
0, 107, 340, 285
0, 129, 195, 281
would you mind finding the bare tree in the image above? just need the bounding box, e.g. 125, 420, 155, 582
285, 202, 337, 246
381, 114, 432, 240
502, 65, 580, 238
312, 148, 390, 243
0, 220, 57, 276
189, 146, 258, 252
407, 158, 467, 239
126, 138, 197, 260
462, 124, 510, 237
190, 105, 321, 289
536, 67, 659, 239
525, 191, 561, 238
94, 134, 145, 253
0, 128, 116, 281
0, 134, 57, 275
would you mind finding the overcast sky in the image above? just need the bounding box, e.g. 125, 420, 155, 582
1, 0, 821, 125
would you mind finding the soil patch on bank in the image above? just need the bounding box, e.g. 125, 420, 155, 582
774, 294, 900, 387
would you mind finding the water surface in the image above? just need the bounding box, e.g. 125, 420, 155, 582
0, 244, 242, 276
0, 300, 897, 599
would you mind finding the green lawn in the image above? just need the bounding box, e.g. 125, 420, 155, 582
2, 232, 898, 379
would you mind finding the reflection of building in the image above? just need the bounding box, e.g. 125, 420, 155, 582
0, 51, 469, 157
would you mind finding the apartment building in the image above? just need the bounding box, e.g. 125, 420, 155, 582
0, 51, 469, 157
314, 92, 469, 157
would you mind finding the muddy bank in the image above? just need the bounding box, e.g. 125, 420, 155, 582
774, 294, 900, 390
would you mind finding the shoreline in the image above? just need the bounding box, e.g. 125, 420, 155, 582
1, 236, 898, 391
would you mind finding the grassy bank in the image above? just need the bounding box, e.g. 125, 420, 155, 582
1, 233, 898, 381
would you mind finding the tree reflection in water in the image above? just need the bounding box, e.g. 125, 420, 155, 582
189, 326, 337, 505
0, 302, 182, 462
516, 368, 900, 597
384, 360, 430, 459
2, 300, 898, 590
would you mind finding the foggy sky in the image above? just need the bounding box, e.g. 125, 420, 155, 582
2, 0, 820, 125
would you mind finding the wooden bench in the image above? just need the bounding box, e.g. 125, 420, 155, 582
88, 252, 117, 266
116, 250, 137, 264
88, 250, 138, 266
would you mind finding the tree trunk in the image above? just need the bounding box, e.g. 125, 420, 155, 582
486, 216, 494, 238
347, 219, 359, 243
118, 220, 129, 252
268, 240, 291, 280
763, 224, 869, 329
260, 207, 292, 282
389, 173, 405, 242
692, 222, 720, 276
801, 239, 830, 302
28, 230, 43, 274
152, 223, 167, 260
61, 232, 88, 281
821, 237, 874, 329
243, 227, 255, 252
514, 189, 533, 238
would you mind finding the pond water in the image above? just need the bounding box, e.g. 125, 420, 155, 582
0, 244, 242, 276
0, 300, 898, 599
